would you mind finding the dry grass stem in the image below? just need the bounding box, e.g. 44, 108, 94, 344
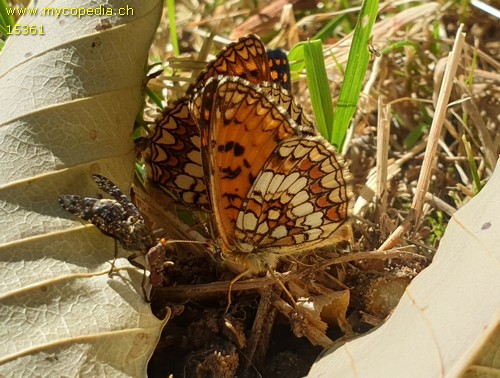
411, 24, 466, 223
241, 285, 281, 371
353, 140, 427, 216
376, 97, 390, 211
379, 24, 466, 251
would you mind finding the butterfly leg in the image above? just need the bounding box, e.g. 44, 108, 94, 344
267, 267, 297, 308
225, 269, 251, 313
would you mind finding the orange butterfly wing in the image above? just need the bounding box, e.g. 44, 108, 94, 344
191, 77, 351, 272
146, 35, 294, 210
187, 34, 271, 95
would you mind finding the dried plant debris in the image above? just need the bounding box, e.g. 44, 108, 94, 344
141, 2, 498, 376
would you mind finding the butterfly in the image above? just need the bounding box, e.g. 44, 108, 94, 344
190, 76, 352, 274
144, 34, 305, 210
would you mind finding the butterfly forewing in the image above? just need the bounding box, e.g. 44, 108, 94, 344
146, 35, 294, 210
187, 34, 271, 95
192, 77, 303, 253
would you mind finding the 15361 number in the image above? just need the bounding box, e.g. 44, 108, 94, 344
6, 25, 45, 35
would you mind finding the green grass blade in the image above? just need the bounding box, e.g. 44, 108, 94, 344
303, 39, 334, 140
332, 0, 378, 148
288, 43, 305, 78
147, 87, 164, 109
166, 0, 179, 57
0, 0, 16, 38
380, 40, 418, 55
313, 14, 348, 42
462, 134, 482, 194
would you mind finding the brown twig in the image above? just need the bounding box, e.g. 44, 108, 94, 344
152, 248, 426, 305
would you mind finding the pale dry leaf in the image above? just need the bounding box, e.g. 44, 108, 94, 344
308, 162, 500, 377
0, 0, 165, 376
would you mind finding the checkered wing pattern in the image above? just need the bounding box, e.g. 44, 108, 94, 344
191, 77, 351, 273
187, 34, 271, 95
259, 82, 315, 132
146, 35, 297, 210
145, 98, 209, 209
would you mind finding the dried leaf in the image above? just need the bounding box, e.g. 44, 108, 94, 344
0, 0, 165, 376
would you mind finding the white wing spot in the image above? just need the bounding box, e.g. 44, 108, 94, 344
271, 225, 288, 239
242, 212, 258, 231
305, 228, 322, 240
253, 171, 274, 194
290, 190, 309, 206
187, 150, 201, 162
288, 176, 308, 195
191, 135, 201, 148
292, 145, 310, 159
321, 172, 340, 188
278, 144, 295, 157
256, 222, 269, 235
321, 159, 335, 173
304, 211, 323, 227
185, 163, 204, 178
268, 209, 280, 220
175, 174, 195, 189
293, 234, 305, 244
292, 202, 314, 218
162, 131, 175, 145
268, 173, 285, 194
277, 172, 300, 192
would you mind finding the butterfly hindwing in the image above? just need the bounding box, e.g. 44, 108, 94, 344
145, 98, 209, 209
236, 137, 352, 252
